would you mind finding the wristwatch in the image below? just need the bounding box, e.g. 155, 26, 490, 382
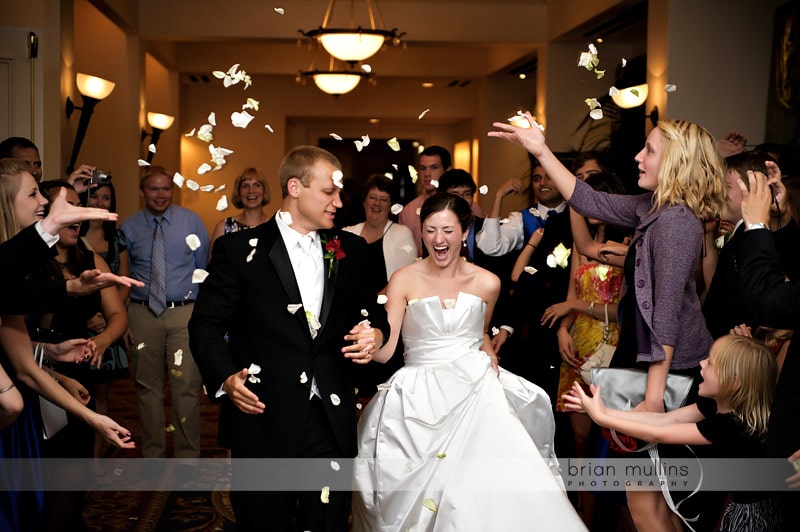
745, 222, 768, 231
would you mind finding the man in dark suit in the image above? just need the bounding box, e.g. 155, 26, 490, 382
189, 146, 388, 531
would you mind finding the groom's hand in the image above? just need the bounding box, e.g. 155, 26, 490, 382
343, 320, 381, 364
224, 368, 265, 414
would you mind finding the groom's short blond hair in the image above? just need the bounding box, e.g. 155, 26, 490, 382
278, 146, 342, 198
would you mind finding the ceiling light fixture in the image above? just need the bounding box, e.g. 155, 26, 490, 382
299, 0, 404, 63
297, 53, 373, 95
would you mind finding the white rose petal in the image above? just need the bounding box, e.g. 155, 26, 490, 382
215, 184, 226, 193
249, 238, 258, 247
499, 218, 510, 224
415, 208, 421, 216
185, 234, 202, 251
390, 203, 403, 215
491, 327, 500, 336
148, 143, 157, 154
173, 349, 184, 367
408, 166, 418, 183
479, 185, 488, 195
137, 342, 146, 350
173, 172, 185, 187
246, 248, 256, 262
354, 140, 364, 152
186, 179, 200, 191
377, 294, 388, 304
299, 371, 308, 384
231, 110, 255, 128
430, 179, 439, 189
392, 164, 398, 170
242, 97, 260, 111
200, 184, 215, 192
197, 124, 213, 143
185, 128, 196, 137
207, 112, 216, 126
387, 137, 401, 151
277, 210, 293, 226
590, 108, 603, 120
320, 486, 330, 504
247, 363, 261, 376
588, 43, 597, 55
665, 83, 677, 93
330, 393, 341, 406
192, 268, 209, 283
508, 113, 531, 129
332, 170, 344, 189
423, 498, 438, 513
384, 172, 393, 180
265, 124, 274, 133
715, 234, 726, 249
418, 108, 430, 120
609, 86, 619, 97
216, 195, 229, 211
360, 309, 369, 317
356, 403, 362, 410
287, 303, 303, 315
137, 159, 150, 167
329, 133, 342, 141
547, 255, 557, 268
274, 7, 284, 15
330, 460, 340, 471
523, 265, 538, 275
247, 375, 261, 384
596, 264, 610, 281
361, 135, 370, 147
361, 64, 372, 73
621, 57, 627, 67
197, 163, 212, 175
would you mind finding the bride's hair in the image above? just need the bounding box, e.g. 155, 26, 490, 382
420, 192, 474, 231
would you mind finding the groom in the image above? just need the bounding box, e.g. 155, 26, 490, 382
189, 145, 388, 531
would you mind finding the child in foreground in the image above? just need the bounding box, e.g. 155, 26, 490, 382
563, 334, 779, 531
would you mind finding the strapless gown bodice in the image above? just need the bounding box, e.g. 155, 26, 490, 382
352, 292, 586, 532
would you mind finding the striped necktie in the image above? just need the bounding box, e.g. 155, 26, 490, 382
148, 216, 167, 316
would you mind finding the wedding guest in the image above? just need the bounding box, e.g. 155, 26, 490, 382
490, 114, 727, 531
211, 166, 270, 246
189, 145, 387, 531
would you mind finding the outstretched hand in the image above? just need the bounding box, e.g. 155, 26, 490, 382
487, 111, 547, 159
41, 186, 117, 235
89, 413, 135, 449
223, 368, 265, 414
786, 449, 800, 489
562, 381, 606, 419
66, 269, 144, 297
343, 320, 379, 364
50, 338, 94, 363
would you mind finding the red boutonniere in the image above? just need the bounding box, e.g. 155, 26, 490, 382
322, 235, 345, 277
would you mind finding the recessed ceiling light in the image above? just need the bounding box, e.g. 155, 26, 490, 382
421, 82, 434, 88
369, 118, 380, 124
518, 73, 527, 80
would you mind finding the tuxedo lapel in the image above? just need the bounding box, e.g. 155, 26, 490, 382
265, 221, 312, 338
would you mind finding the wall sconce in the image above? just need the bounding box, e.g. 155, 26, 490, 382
611, 83, 649, 109
65, 73, 115, 174
299, 0, 403, 63
141, 112, 175, 163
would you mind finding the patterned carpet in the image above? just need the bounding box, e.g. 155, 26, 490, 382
83, 376, 233, 531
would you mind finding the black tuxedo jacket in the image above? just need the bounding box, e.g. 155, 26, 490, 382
0, 224, 67, 314
189, 218, 389, 458
702, 228, 749, 339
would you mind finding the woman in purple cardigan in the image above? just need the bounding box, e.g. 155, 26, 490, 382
490, 115, 727, 531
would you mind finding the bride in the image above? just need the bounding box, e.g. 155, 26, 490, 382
352, 192, 586, 531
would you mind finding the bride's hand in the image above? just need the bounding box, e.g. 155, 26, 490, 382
343, 320, 377, 364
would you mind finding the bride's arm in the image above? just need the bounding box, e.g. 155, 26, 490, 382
373, 268, 409, 363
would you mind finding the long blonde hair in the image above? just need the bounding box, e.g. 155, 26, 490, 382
714, 335, 776, 439
651, 120, 727, 220
0, 158, 29, 243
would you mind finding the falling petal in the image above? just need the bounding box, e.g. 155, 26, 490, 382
197, 163, 212, 175
392, 164, 398, 170
387, 137, 401, 151
478, 185, 488, 195
165, 423, 176, 432
588, 43, 597, 55
216, 195, 229, 211
186, 179, 200, 190
332, 170, 344, 189
248, 363, 261, 375
208, 112, 216, 126
408, 165, 418, 183
665, 83, 677, 93
423, 498, 438, 513
596, 264, 610, 281
330, 460, 340, 471
137, 159, 150, 167
356, 403, 363, 410
231, 110, 255, 128
384, 172, 393, 180
215, 184, 226, 193
508, 111, 531, 129
415, 208, 421, 216
377, 294, 388, 304
361, 64, 372, 73
609, 86, 619, 97
418, 108, 430, 120
329, 133, 342, 141
523, 265, 538, 275
173, 349, 184, 367
306, 311, 321, 338
246, 248, 256, 262
330, 393, 341, 406
185, 234, 202, 251
621, 57, 627, 67
585, 97, 601, 110
242, 97, 260, 111
249, 238, 258, 247
499, 218, 510, 224
200, 184, 215, 192
320, 486, 330, 504
212, 71, 226, 79
192, 268, 209, 283
491, 326, 500, 336
590, 108, 603, 120
595, 69, 605, 79
148, 143, 157, 154
436, 453, 446, 459
360, 309, 369, 317
197, 124, 214, 143
265, 124, 274, 133
137, 342, 146, 350
274, 7, 285, 15
185, 128, 196, 137
430, 179, 439, 188
287, 303, 303, 315
299, 371, 308, 383
361, 134, 370, 147
390, 203, 403, 215
354, 140, 364, 152
247, 374, 261, 384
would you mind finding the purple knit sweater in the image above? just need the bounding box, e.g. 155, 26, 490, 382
569, 179, 711, 369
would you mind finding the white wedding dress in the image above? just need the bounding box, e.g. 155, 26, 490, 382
353, 292, 586, 531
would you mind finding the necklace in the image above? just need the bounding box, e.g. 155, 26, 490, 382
55, 257, 70, 269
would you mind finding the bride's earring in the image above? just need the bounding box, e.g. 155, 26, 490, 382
462, 240, 467, 247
